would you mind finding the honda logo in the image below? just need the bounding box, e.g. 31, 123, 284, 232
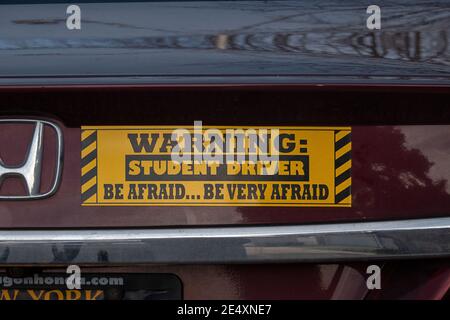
0, 119, 63, 199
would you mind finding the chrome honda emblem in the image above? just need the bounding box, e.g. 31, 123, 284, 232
0, 119, 63, 199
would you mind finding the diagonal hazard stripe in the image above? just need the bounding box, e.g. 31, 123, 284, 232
336, 142, 351, 159
81, 184, 97, 202
82, 192, 96, 203
81, 167, 97, 186
81, 130, 97, 150
335, 130, 349, 142
337, 194, 351, 204
335, 151, 351, 168
336, 177, 351, 195
81, 149, 97, 167
335, 186, 351, 204
81, 130, 97, 204
336, 160, 351, 177
81, 140, 97, 159
335, 130, 351, 205
82, 158, 96, 176
81, 129, 95, 141
335, 168, 351, 186
335, 132, 351, 151
81, 176, 96, 194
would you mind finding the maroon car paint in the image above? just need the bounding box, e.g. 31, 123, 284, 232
0, 0, 449, 301
3, 260, 445, 300
1, 86, 449, 300
0, 86, 449, 228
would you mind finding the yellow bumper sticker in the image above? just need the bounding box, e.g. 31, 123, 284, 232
81, 126, 351, 207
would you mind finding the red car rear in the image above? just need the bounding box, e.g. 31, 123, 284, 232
0, 0, 449, 301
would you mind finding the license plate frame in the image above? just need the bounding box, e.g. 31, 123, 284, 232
0, 272, 182, 300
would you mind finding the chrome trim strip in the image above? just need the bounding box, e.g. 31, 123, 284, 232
0, 217, 449, 265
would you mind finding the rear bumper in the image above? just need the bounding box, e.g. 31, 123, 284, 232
1, 217, 449, 265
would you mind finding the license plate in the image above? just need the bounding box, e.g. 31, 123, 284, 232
0, 273, 182, 300
81, 125, 352, 207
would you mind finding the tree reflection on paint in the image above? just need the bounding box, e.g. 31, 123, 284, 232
353, 126, 450, 212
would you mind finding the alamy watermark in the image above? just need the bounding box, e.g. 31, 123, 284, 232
366, 265, 381, 290
169, 121, 281, 176
66, 5, 81, 30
